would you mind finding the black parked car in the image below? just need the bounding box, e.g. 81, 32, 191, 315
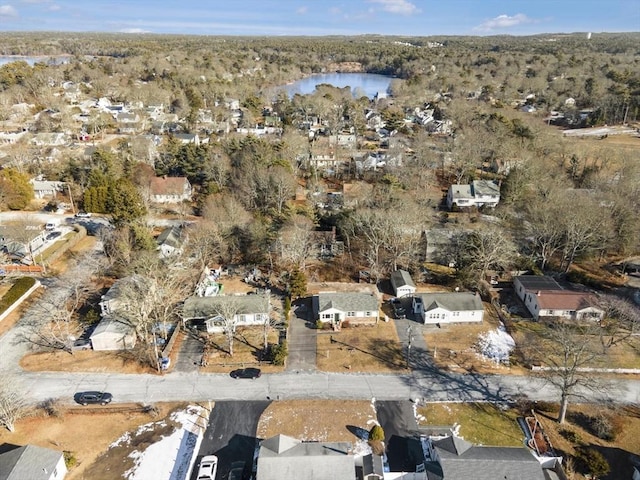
230, 368, 261, 379
75, 391, 113, 405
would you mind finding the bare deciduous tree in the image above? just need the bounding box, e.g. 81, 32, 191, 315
0, 374, 28, 432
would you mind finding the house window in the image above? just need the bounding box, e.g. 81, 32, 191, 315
365, 311, 371, 317
347, 311, 355, 317
238, 314, 246, 322
321, 313, 332, 320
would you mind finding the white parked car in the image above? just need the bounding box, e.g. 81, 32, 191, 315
197, 455, 218, 480
45, 222, 56, 231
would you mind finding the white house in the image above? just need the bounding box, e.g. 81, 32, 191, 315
513, 275, 604, 321
0, 444, 67, 480
149, 176, 192, 204
181, 294, 271, 333
30, 179, 66, 199
313, 291, 379, 327
390, 269, 417, 297
412, 292, 484, 325
446, 180, 500, 210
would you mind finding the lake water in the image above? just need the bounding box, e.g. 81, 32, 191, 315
0, 56, 71, 67
281, 73, 394, 99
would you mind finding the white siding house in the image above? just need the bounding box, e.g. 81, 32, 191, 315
514, 276, 604, 321
313, 292, 379, 327
390, 269, 417, 297
412, 292, 484, 325
149, 176, 192, 204
0, 444, 68, 480
446, 180, 500, 210
181, 294, 271, 333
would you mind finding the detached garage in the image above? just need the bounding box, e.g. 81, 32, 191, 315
390, 269, 416, 297
90, 317, 136, 351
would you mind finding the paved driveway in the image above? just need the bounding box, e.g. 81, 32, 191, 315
193, 401, 270, 480
175, 329, 205, 372
377, 401, 424, 472
285, 299, 317, 372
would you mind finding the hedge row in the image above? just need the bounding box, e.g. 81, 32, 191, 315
0, 277, 37, 315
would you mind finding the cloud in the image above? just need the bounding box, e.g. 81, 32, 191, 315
47, 3, 60, 10
296, 6, 307, 15
0, 4, 17, 17
368, 0, 419, 15
475, 13, 533, 31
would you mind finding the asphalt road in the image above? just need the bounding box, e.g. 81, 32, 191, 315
193, 401, 270, 480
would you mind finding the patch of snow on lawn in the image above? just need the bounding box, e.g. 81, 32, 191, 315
476, 322, 515, 364
124, 405, 207, 480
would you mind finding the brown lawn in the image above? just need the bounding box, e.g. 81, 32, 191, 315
198, 326, 285, 374
257, 400, 377, 442
422, 303, 529, 375
0, 402, 186, 480
316, 319, 407, 373
20, 350, 155, 374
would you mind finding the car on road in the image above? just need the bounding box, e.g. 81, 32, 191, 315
74, 211, 91, 218
75, 391, 112, 406
71, 339, 92, 351
160, 357, 171, 370
46, 231, 62, 241
45, 222, 56, 231
230, 368, 261, 379
196, 455, 218, 480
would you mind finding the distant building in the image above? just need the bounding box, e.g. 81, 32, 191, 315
149, 176, 192, 204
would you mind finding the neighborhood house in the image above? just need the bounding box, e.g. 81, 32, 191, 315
446, 180, 500, 210
313, 291, 380, 327
181, 294, 271, 333
0, 444, 67, 480
514, 275, 605, 321
149, 176, 193, 204
412, 292, 484, 325
390, 269, 417, 297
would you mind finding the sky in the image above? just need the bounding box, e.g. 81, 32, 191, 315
0, 0, 638, 36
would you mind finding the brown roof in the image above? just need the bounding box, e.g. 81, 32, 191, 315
149, 176, 189, 196
536, 290, 600, 311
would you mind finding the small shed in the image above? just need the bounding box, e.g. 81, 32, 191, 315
390, 269, 416, 297
90, 317, 136, 351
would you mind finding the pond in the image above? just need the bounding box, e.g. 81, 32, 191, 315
0, 56, 72, 67
280, 72, 395, 99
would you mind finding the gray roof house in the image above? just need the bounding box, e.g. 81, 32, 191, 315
425, 435, 547, 480
313, 292, 379, 327
0, 444, 67, 480
156, 225, 185, 258
256, 434, 354, 480
390, 269, 417, 297
412, 292, 484, 325
182, 294, 270, 333
89, 276, 146, 351
446, 180, 500, 210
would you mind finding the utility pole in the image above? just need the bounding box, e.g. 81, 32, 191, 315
406, 325, 414, 369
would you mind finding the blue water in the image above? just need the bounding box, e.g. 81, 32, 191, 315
281, 72, 394, 99
0, 56, 71, 66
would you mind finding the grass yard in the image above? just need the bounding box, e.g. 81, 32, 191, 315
198, 326, 285, 374
416, 402, 525, 446
417, 401, 640, 480
422, 304, 529, 375
257, 400, 377, 442
316, 319, 408, 373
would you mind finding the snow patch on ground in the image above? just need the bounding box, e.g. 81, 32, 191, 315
475, 322, 515, 364
122, 405, 208, 480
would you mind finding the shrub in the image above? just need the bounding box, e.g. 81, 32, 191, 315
283, 296, 291, 320
591, 413, 623, 441
315, 320, 324, 330
0, 277, 36, 316
63, 451, 77, 469
270, 342, 288, 366
560, 428, 581, 444
579, 448, 610, 479
369, 424, 385, 442
39, 398, 62, 418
